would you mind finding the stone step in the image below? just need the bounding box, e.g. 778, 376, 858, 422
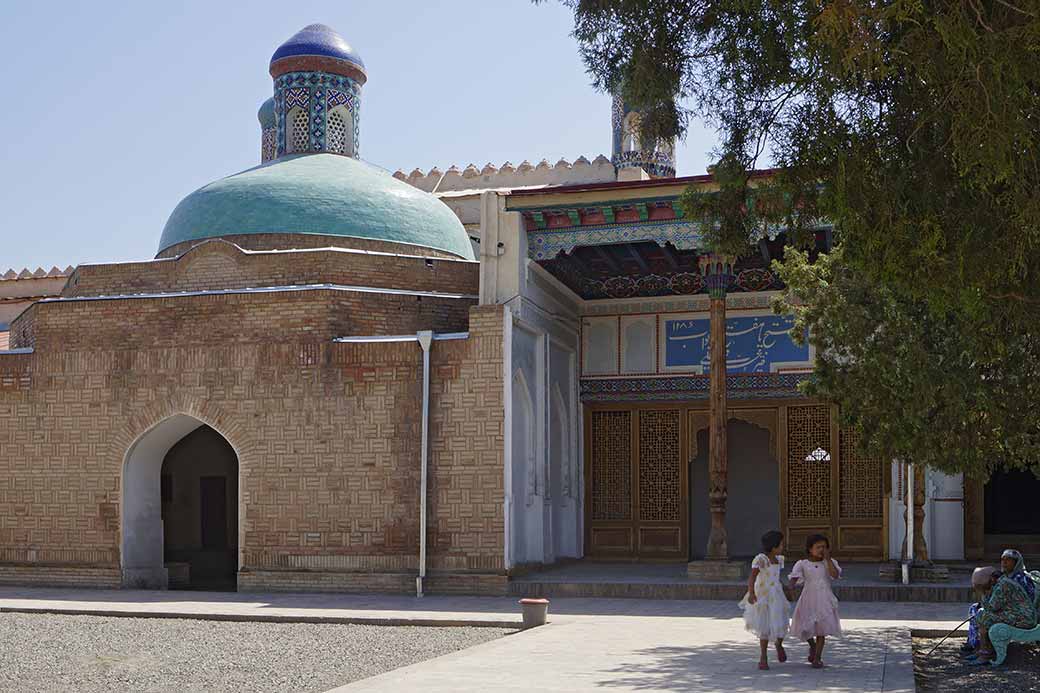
509, 580, 972, 603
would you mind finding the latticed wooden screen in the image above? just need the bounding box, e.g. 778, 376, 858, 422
590, 410, 632, 521
638, 410, 681, 522
786, 405, 832, 520
839, 427, 883, 519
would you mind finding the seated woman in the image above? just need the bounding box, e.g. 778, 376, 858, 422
971, 549, 1040, 664
963, 566, 999, 653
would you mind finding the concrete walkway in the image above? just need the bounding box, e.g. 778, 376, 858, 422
335, 601, 965, 692
0, 587, 965, 692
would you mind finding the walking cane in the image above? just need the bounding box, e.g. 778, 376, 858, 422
924, 615, 973, 658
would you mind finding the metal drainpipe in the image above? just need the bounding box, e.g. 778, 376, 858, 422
416, 331, 433, 598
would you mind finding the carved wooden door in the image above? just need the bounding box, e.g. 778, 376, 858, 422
585, 407, 687, 559
780, 404, 885, 560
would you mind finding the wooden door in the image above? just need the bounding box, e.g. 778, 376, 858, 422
585, 407, 687, 559
780, 404, 885, 560
200, 476, 228, 550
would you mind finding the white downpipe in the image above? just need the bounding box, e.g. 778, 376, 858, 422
333, 331, 469, 598
903, 463, 914, 585
417, 331, 433, 598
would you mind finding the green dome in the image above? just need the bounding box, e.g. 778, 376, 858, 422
159, 154, 474, 259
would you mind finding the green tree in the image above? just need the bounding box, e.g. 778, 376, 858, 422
541, 0, 1040, 475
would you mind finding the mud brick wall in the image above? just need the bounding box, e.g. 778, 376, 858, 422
67, 239, 478, 299
0, 300, 506, 591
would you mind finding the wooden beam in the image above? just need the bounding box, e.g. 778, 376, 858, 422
660, 243, 680, 270
625, 244, 650, 273
592, 245, 622, 274
566, 250, 591, 276
601, 206, 616, 224
567, 210, 581, 226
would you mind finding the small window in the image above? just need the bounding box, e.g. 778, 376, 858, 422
326, 108, 351, 155
287, 106, 309, 153
805, 447, 831, 463
161, 474, 173, 503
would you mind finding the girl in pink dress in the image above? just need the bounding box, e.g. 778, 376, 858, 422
788, 534, 842, 668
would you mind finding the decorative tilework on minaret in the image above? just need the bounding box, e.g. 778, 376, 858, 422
611, 94, 677, 178
267, 24, 367, 160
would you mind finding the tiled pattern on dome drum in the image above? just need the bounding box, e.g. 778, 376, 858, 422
261, 128, 277, 162
590, 410, 632, 521
839, 425, 883, 519
786, 404, 832, 520
273, 72, 361, 158
638, 410, 680, 522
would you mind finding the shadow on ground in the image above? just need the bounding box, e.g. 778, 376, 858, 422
594, 628, 897, 692
914, 635, 1040, 693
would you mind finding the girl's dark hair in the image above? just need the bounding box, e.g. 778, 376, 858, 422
761, 530, 784, 553
805, 534, 830, 554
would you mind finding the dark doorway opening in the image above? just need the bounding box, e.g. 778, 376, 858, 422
985, 467, 1040, 536
690, 420, 779, 559
161, 425, 238, 591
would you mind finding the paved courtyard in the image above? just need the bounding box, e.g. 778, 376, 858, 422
0, 587, 973, 692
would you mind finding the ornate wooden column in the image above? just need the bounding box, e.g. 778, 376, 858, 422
913, 464, 930, 563
700, 253, 735, 560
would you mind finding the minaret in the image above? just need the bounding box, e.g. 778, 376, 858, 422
611, 94, 677, 180
267, 24, 368, 160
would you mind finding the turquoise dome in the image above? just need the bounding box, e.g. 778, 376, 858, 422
257, 98, 275, 128
158, 154, 474, 259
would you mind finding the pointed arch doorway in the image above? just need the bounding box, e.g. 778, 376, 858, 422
122, 415, 240, 591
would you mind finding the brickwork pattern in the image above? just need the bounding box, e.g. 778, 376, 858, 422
157, 234, 466, 261
0, 238, 506, 595
72, 239, 477, 299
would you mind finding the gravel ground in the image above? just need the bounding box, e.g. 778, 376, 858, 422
0, 613, 513, 693
914, 635, 1040, 693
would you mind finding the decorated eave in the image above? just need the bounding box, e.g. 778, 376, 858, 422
511, 189, 830, 301
0, 266, 73, 281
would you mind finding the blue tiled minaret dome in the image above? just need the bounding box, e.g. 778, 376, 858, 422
262, 24, 368, 162
611, 94, 677, 179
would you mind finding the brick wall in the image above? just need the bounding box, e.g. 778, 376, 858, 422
157, 233, 467, 261
69, 239, 478, 299
0, 291, 507, 594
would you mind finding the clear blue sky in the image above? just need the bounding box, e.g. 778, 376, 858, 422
0, 0, 721, 272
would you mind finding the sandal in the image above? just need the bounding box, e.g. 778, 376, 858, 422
758, 661, 769, 670
812, 660, 824, 669
776, 644, 787, 663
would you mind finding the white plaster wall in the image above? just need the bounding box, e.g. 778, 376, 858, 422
122, 415, 204, 588
927, 470, 964, 560
511, 326, 544, 566
550, 342, 581, 559
482, 191, 584, 567
886, 464, 965, 561
621, 315, 656, 374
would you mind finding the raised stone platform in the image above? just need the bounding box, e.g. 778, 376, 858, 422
686, 560, 747, 580
510, 560, 972, 602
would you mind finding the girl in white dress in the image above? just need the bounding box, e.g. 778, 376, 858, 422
739, 529, 792, 669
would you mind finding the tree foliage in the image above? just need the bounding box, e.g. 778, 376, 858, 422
541, 0, 1040, 475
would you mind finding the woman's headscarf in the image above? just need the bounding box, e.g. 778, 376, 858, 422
1001, 549, 1036, 602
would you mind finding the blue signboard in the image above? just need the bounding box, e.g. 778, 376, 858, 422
664, 315, 808, 373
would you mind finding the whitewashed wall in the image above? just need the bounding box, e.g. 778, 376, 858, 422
887, 464, 964, 561
483, 192, 583, 569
